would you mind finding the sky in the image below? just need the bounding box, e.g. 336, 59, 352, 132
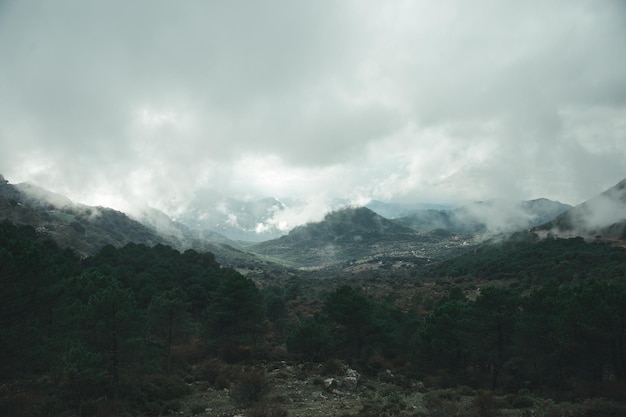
1, 0, 625, 227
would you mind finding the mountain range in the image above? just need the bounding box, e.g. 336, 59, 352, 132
1, 173, 625, 270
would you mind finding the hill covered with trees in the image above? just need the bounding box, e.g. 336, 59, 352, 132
0, 221, 265, 415
3, 220, 626, 416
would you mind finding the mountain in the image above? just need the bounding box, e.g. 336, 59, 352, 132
535, 178, 626, 240
398, 198, 571, 234
0, 176, 169, 256
0, 175, 260, 266
249, 206, 477, 269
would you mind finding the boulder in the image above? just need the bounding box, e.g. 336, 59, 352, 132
339, 368, 360, 391
340, 376, 359, 391
323, 378, 341, 394
323, 378, 337, 390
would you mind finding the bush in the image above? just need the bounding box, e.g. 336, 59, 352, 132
189, 402, 206, 415
471, 390, 497, 417
286, 318, 334, 362
246, 404, 288, 417
321, 358, 346, 376
509, 392, 536, 409
358, 391, 406, 417
195, 358, 234, 389
541, 398, 626, 417
231, 367, 272, 407
422, 399, 461, 417
423, 389, 460, 408
140, 374, 191, 402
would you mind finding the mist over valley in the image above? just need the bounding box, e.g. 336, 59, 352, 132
2, 173, 625, 272
2, 1, 626, 414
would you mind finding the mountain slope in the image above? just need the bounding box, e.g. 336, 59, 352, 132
398, 198, 571, 234
0, 176, 166, 256
536, 178, 626, 239
0, 175, 278, 270
249, 206, 476, 268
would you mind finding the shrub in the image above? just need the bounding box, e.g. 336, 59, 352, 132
286, 318, 334, 362
321, 358, 346, 376
246, 404, 288, 417
195, 358, 235, 388
231, 367, 272, 407
422, 399, 460, 417
358, 392, 406, 417
509, 392, 536, 409
189, 402, 206, 415
471, 390, 498, 417
141, 374, 191, 402
423, 389, 460, 408
457, 385, 475, 396
365, 352, 392, 376
541, 398, 626, 417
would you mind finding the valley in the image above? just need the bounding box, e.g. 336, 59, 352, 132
2, 174, 626, 417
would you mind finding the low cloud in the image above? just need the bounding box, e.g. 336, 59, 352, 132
1, 0, 625, 229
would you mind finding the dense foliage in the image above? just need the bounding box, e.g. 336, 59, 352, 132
431, 232, 626, 282
0, 221, 264, 415
3, 220, 626, 415
414, 281, 626, 391
283, 235, 626, 397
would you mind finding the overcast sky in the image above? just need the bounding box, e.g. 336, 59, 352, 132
1, 0, 625, 222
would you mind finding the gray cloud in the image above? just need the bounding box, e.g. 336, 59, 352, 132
1, 0, 625, 228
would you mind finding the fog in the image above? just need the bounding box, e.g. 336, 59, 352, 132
1, 1, 625, 235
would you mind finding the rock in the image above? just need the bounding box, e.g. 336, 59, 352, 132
378, 369, 395, 383
346, 368, 360, 379
340, 376, 359, 391
312, 391, 326, 400
323, 378, 342, 394
339, 368, 360, 391
414, 381, 426, 392
324, 378, 337, 391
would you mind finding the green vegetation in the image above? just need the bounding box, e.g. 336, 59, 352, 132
431, 232, 626, 283
0, 221, 263, 416
3, 220, 626, 416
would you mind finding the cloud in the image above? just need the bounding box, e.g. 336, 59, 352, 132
1, 0, 625, 231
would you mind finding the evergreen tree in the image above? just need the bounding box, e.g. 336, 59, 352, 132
323, 285, 373, 356
286, 318, 334, 361
206, 271, 264, 349
148, 287, 193, 372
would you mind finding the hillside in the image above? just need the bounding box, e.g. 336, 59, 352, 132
4, 219, 626, 417
0, 177, 164, 256
249, 206, 478, 269
4, 176, 626, 416
0, 175, 264, 266
535, 178, 626, 240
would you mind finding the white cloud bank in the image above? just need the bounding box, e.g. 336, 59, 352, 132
1, 0, 625, 231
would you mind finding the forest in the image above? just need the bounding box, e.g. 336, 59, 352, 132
2, 220, 626, 416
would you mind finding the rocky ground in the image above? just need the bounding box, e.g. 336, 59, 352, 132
164, 360, 427, 417
160, 359, 545, 417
